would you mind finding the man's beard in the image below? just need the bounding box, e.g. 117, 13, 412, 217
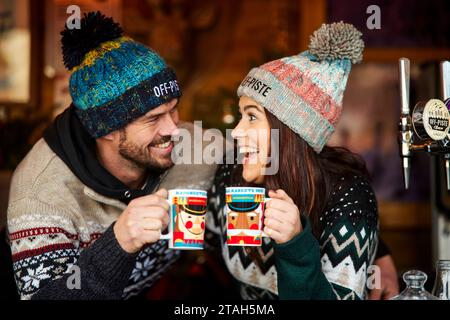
118, 129, 174, 173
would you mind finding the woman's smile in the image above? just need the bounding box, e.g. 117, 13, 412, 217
239, 146, 260, 164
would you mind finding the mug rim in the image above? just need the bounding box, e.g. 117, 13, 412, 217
168, 189, 207, 196
225, 186, 265, 193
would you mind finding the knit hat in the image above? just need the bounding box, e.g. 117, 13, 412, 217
61, 12, 181, 138
237, 22, 364, 153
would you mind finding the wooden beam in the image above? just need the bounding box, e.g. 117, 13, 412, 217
378, 201, 432, 230
364, 48, 450, 63
298, 0, 326, 51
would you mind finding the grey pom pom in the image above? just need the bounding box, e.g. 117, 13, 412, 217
309, 21, 364, 64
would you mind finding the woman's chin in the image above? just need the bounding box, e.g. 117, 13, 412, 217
242, 166, 264, 184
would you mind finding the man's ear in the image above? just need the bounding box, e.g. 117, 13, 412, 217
99, 131, 119, 142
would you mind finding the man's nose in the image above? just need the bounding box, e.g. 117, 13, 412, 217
159, 113, 179, 137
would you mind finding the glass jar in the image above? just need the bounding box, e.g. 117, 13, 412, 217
391, 270, 438, 300
432, 260, 450, 300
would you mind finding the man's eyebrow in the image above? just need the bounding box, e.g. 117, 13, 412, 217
145, 101, 179, 118
145, 112, 163, 119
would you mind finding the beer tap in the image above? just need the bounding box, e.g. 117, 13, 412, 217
398, 58, 450, 190
399, 58, 412, 189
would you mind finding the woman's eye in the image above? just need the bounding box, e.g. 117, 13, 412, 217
248, 114, 256, 121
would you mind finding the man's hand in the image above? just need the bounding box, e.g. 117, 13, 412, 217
114, 189, 169, 254
369, 254, 399, 300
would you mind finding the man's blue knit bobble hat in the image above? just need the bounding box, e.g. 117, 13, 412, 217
61, 11, 182, 138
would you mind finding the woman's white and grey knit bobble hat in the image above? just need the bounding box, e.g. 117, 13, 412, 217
237, 21, 365, 153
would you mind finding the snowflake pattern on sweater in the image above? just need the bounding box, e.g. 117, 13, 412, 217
8, 216, 179, 300
206, 164, 379, 300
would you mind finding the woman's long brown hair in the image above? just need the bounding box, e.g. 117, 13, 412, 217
231, 112, 369, 237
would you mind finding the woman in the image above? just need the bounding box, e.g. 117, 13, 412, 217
207, 22, 380, 300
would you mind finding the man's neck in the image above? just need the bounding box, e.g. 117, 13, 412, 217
96, 145, 147, 190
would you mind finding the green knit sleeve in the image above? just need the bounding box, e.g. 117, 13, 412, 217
317, 175, 379, 300
273, 175, 379, 300
273, 215, 336, 300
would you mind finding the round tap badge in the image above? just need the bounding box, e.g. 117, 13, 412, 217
423, 99, 450, 141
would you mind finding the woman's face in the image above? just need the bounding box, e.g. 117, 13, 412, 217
232, 96, 271, 184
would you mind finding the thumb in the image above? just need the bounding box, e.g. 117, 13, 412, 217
155, 188, 168, 198
268, 189, 294, 204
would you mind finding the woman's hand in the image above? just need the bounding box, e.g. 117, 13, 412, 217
264, 189, 302, 244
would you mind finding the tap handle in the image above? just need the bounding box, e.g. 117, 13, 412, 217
399, 58, 411, 115
440, 61, 450, 101
399, 58, 412, 189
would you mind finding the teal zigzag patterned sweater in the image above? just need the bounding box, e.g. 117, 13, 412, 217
206, 164, 379, 300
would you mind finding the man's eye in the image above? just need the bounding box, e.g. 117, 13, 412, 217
248, 114, 256, 121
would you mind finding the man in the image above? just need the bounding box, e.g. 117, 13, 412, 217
7, 12, 216, 300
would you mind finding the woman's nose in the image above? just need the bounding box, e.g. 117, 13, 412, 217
231, 122, 247, 140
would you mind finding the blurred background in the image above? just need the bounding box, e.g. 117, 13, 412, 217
1, 0, 450, 299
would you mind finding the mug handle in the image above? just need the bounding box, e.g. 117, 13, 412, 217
262, 198, 271, 238
160, 199, 172, 240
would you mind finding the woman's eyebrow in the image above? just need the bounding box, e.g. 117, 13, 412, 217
243, 105, 263, 113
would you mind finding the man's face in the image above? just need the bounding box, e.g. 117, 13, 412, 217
118, 99, 179, 171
